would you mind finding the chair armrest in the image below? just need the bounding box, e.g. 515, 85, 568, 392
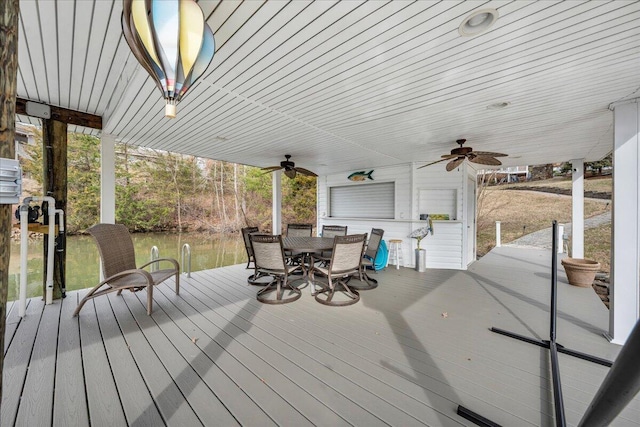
139, 257, 180, 271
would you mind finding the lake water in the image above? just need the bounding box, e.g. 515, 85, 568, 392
8, 232, 247, 301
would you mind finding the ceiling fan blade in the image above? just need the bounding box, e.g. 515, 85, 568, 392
295, 167, 317, 177
446, 157, 465, 171
261, 166, 283, 172
473, 151, 508, 157
440, 153, 458, 159
417, 158, 450, 169
470, 156, 502, 166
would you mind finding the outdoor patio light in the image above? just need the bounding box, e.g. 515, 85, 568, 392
458, 9, 498, 37
122, 0, 215, 118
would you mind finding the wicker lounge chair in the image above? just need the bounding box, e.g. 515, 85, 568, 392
311, 234, 367, 306
350, 228, 384, 290
250, 234, 302, 304
74, 223, 180, 316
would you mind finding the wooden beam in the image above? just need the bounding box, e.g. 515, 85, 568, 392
16, 97, 102, 130
0, 0, 20, 404
42, 119, 67, 300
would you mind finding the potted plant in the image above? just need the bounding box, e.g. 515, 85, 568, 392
408, 218, 433, 272
561, 257, 600, 287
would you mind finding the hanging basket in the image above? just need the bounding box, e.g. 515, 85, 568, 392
561, 258, 600, 287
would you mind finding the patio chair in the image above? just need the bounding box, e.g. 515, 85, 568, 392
321, 224, 348, 237
317, 225, 348, 263
250, 234, 302, 304
286, 223, 313, 237
73, 223, 179, 316
351, 228, 384, 290
311, 234, 367, 306
285, 223, 313, 264
242, 226, 271, 286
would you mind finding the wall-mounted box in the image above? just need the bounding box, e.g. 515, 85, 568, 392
0, 158, 22, 204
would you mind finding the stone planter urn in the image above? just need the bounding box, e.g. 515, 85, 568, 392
561, 258, 600, 287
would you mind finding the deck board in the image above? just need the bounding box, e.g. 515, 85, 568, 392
147, 286, 313, 426
53, 293, 89, 427
125, 289, 275, 427
175, 277, 438, 427
3, 246, 640, 427
107, 291, 203, 426
119, 289, 240, 426
15, 294, 61, 426
79, 290, 128, 427
3, 299, 25, 353
203, 267, 542, 425
1, 298, 44, 426
184, 271, 469, 426
94, 294, 164, 426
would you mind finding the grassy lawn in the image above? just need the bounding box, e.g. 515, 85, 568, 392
501, 175, 612, 192
584, 223, 611, 272
477, 177, 611, 272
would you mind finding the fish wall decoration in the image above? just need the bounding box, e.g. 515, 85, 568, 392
348, 170, 374, 181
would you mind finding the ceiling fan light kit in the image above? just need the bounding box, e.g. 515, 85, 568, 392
261, 155, 317, 179
418, 139, 508, 172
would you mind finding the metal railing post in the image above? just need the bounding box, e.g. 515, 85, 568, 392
150, 246, 159, 272
181, 243, 191, 278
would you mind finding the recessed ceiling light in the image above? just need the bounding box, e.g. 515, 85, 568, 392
487, 101, 511, 110
459, 9, 499, 37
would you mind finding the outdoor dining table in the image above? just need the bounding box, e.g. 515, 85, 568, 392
282, 236, 334, 295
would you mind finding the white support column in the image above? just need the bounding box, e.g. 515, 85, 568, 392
100, 134, 116, 224
571, 158, 584, 259
609, 100, 640, 345
272, 170, 282, 235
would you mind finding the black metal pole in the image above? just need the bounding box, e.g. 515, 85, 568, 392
464, 221, 614, 426
549, 221, 566, 427
550, 340, 567, 427
579, 319, 640, 427
550, 220, 558, 342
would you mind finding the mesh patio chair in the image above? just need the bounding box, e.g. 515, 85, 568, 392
351, 228, 384, 290
285, 223, 313, 264
74, 223, 180, 316
286, 223, 313, 237
250, 234, 302, 304
317, 225, 348, 263
242, 226, 271, 285
310, 234, 367, 306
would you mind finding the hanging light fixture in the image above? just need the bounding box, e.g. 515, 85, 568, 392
122, 0, 215, 118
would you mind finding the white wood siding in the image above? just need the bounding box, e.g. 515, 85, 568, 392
423, 221, 464, 269
318, 163, 466, 270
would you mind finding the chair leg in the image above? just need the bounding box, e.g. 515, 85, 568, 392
147, 284, 153, 315
347, 267, 378, 290
257, 275, 301, 304
74, 283, 111, 316
175, 271, 180, 295
315, 276, 360, 306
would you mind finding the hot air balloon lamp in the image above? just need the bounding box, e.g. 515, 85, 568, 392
122, 0, 216, 118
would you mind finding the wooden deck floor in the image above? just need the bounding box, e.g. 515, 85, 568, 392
3, 247, 639, 426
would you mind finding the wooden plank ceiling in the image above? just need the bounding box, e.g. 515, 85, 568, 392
15, 0, 640, 175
